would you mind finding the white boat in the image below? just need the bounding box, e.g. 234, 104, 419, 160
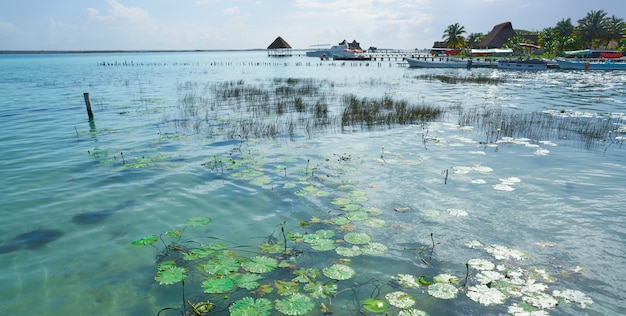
305, 42, 358, 59
405, 57, 469, 68
555, 58, 626, 70
405, 57, 497, 69
497, 58, 548, 70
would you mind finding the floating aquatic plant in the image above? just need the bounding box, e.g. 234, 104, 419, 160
466, 284, 507, 306
552, 289, 593, 308
322, 264, 355, 280
467, 258, 495, 271
186, 216, 213, 227
130, 234, 158, 246
362, 298, 389, 313
392, 274, 421, 289
428, 283, 459, 299
229, 297, 273, 316
241, 256, 278, 273
155, 261, 188, 285
303, 282, 337, 299
361, 242, 389, 255
202, 277, 235, 293
344, 232, 371, 244
274, 293, 314, 315
335, 245, 362, 257
385, 291, 415, 308
398, 308, 429, 316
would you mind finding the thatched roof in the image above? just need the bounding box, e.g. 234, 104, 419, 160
267, 36, 292, 49
476, 22, 517, 48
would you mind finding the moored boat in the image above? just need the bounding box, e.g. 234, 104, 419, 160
405, 57, 468, 68
405, 57, 498, 69
497, 58, 548, 70
555, 58, 626, 70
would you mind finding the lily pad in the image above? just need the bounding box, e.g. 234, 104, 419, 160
392, 274, 421, 289
428, 283, 459, 299
466, 284, 506, 306
232, 273, 263, 290
201, 257, 240, 275
398, 309, 429, 316
164, 230, 183, 238
468, 258, 495, 271
303, 282, 337, 298
155, 266, 188, 285
131, 234, 158, 246
552, 289, 593, 308
344, 232, 371, 245
202, 277, 235, 293
335, 245, 362, 257
385, 291, 415, 308
309, 238, 337, 251
362, 298, 389, 313
345, 211, 368, 220
361, 242, 389, 256
229, 297, 272, 316
186, 216, 213, 227
241, 256, 278, 273
331, 197, 352, 205
323, 264, 355, 280
433, 273, 460, 284
274, 293, 314, 315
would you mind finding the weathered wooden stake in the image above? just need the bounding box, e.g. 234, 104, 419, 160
83, 92, 94, 120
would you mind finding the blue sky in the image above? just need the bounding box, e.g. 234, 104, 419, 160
0, 0, 623, 50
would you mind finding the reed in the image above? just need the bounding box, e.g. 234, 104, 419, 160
411, 74, 506, 84
458, 107, 625, 150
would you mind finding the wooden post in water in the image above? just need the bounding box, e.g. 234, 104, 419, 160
83, 92, 94, 120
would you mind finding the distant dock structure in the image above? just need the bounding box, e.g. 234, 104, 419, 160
267, 36, 292, 57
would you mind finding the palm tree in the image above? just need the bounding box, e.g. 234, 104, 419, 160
538, 28, 556, 53
502, 36, 527, 54
555, 18, 574, 38
605, 15, 625, 47
577, 10, 609, 48
466, 33, 484, 48
442, 23, 466, 48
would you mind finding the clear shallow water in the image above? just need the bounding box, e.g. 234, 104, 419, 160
1, 51, 625, 315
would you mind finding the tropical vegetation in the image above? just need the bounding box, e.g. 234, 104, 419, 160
443, 9, 625, 54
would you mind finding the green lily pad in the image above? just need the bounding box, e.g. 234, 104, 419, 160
186, 216, 213, 227
385, 291, 415, 308
292, 268, 320, 283
309, 238, 337, 251
202, 277, 235, 293
361, 242, 389, 255
274, 293, 314, 315
241, 256, 278, 273
155, 265, 188, 285
344, 232, 371, 245
201, 257, 240, 275
433, 273, 461, 284
428, 283, 459, 299
329, 216, 350, 225
392, 274, 421, 288
341, 204, 361, 211
131, 234, 158, 246
229, 297, 272, 316
323, 264, 355, 280
335, 245, 362, 257
345, 211, 368, 220
303, 282, 337, 299
331, 197, 352, 205
466, 284, 506, 306
164, 230, 183, 238
363, 218, 386, 227
232, 273, 263, 290
363, 298, 389, 313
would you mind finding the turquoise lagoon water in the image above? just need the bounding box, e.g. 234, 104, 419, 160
0, 51, 625, 315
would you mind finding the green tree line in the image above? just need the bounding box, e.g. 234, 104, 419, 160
442, 10, 625, 54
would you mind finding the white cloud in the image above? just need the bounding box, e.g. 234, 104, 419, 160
87, 0, 151, 23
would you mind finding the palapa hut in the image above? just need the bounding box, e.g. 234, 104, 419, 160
267, 36, 292, 57
476, 22, 517, 48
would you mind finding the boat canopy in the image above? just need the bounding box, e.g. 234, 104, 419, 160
429, 48, 462, 56
564, 49, 623, 59
469, 48, 513, 56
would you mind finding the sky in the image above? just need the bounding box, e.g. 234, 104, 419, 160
0, 0, 624, 51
